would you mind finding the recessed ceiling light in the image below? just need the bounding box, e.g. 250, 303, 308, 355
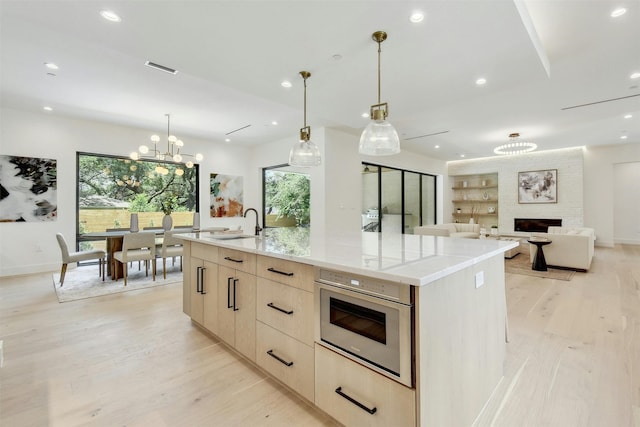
460, 154, 465, 158
332, 54, 343, 61
620, 135, 628, 139
434, 145, 440, 149
611, 8, 626, 17
271, 121, 278, 126
361, 112, 369, 118
476, 77, 487, 85
44, 62, 58, 70
225, 138, 231, 143
409, 12, 424, 23
631, 72, 640, 79
43, 106, 53, 111
100, 10, 121, 22
624, 114, 633, 119
281, 80, 292, 88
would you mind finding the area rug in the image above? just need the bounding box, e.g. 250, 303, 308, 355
504, 253, 575, 281
52, 264, 183, 303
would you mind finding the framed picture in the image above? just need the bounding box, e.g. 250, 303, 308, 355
518, 169, 557, 204
0, 155, 57, 221
210, 173, 243, 217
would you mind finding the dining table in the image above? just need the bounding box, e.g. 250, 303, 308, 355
80, 227, 228, 280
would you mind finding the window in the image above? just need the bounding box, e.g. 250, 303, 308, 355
262, 164, 311, 228
76, 152, 199, 250
362, 162, 436, 234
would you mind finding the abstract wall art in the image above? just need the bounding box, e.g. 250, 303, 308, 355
210, 173, 243, 217
518, 169, 557, 204
0, 155, 58, 221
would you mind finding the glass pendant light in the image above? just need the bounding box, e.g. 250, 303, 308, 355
359, 31, 400, 156
289, 71, 321, 167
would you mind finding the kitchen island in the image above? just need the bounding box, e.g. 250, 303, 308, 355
179, 228, 518, 427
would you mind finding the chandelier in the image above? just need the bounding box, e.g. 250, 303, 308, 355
289, 71, 321, 167
130, 114, 203, 173
359, 30, 400, 156
493, 132, 537, 155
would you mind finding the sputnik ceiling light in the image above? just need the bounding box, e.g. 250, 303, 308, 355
359, 30, 400, 156
130, 114, 203, 175
493, 132, 537, 155
288, 71, 321, 167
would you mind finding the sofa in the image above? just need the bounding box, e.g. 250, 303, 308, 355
414, 223, 480, 239
528, 226, 595, 271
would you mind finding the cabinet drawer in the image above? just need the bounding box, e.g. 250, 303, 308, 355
191, 242, 218, 263
256, 277, 314, 346
315, 344, 415, 427
256, 322, 314, 402
257, 255, 314, 292
218, 248, 256, 274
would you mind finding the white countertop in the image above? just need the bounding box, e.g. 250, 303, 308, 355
179, 228, 519, 287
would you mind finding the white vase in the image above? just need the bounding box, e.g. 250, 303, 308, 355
129, 213, 139, 232
162, 214, 173, 231
192, 212, 200, 231
469, 218, 475, 224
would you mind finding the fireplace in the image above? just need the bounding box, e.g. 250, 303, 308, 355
514, 218, 562, 233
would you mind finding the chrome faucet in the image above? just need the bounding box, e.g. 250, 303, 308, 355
244, 208, 262, 236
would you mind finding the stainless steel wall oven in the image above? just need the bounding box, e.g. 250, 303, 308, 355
315, 268, 414, 387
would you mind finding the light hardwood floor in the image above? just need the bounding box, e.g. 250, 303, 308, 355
1, 245, 638, 427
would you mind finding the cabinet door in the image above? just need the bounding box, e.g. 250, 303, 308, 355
217, 265, 236, 346
201, 261, 219, 334
189, 258, 204, 325
233, 269, 256, 362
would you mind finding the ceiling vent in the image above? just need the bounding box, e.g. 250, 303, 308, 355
144, 61, 178, 75
561, 93, 639, 110
225, 124, 252, 135
404, 130, 449, 141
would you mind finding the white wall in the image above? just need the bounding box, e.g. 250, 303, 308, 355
448, 147, 585, 235
0, 107, 252, 276
0, 107, 448, 276
583, 143, 640, 247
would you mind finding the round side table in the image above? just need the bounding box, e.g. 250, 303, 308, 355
527, 238, 552, 271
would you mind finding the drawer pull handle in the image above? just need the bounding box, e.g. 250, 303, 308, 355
267, 267, 294, 277
224, 256, 243, 263
267, 349, 293, 367
267, 302, 293, 315
335, 387, 377, 415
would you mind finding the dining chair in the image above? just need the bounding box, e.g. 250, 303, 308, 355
112, 231, 156, 286
106, 227, 140, 271
158, 230, 184, 279
56, 233, 106, 286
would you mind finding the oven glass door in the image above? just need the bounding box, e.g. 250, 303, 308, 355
319, 285, 401, 376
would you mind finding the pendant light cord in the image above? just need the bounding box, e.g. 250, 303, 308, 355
304, 76, 307, 127
377, 41, 382, 105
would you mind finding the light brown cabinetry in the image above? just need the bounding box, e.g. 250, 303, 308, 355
216, 247, 257, 362
185, 242, 218, 330
256, 256, 315, 401
315, 344, 416, 427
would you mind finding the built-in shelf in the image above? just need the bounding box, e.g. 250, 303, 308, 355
450, 172, 499, 224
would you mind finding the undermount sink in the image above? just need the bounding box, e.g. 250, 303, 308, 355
209, 234, 257, 240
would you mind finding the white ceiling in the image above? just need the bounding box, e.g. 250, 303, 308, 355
1, 0, 639, 161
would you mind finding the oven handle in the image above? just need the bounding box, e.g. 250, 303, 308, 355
335, 387, 377, 415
